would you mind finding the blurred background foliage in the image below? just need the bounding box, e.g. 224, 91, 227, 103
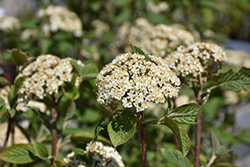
1, 0, 250, 166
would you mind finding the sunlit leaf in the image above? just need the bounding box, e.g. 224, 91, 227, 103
108, 111, 137, 147
164, 116, 191, 156
219, 67, 250, 92
32, 140, 49, 160
0, 144, 37, 164
62, 75, 79, 100
168, 103, 200, 124
161, 149, 192, 167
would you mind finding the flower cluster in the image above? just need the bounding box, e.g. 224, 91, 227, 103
96, 52, 181, 112
111, 18, 154, 54
64, 142, 124, 167
140, 24, 195, 58
226, 49, 250, 68
16, 55, 84, 103
37, 5, 82, 37
165, 42, 227, 77
0, 86, 10, 110
21, 29, 39, 42
0, 16, 20, 33
146, 0, 169, 13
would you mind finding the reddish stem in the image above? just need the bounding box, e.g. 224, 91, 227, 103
138, 112, 147, 167
194, 107, 202, 167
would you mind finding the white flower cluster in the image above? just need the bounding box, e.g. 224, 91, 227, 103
0, 16, 20, 33
0, 86, 10, 110
16, 55, 84, 103
146, 0, 169, 13
111, 17, 154, 54
140, 24, 195, 58
225, 49, 250, 68
96, 52, 180, 112
21, 29, 39, 42
165, 42, 227, 77
37, 5, 82, 37
91, 20, 110, 37
112, 21, 195, 58
64, 142, 124, 167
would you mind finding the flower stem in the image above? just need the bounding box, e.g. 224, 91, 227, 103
137, 112, 147, 167
194, 74, 203, 167
51, 106, 57, 165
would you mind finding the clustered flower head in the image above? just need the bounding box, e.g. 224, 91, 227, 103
140, 24, 195, 58
165, 42, 227, 77
37, 5, 82, 37
111, 17, 154, 54
0, 16, 20, 33
21, 29, 39, 42
16, 55, 84, 103
96, 52, 181, 112
225, 49, 250, 68
0, 86, 10, 110
64, 141, 124, 167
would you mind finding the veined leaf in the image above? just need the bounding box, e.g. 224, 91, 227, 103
164, 116, 191, 156
168, 103, 200, 124
32, 140, 49, 160
71, 59, 82, 76
161, 149, 192, 167
108, 111, 137, 147
0, 144, 37, 164
62, 75, 79, 100
80, 63, 98, 80
219, 67, 250, 92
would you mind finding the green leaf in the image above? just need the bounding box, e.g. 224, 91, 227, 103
32, 140, 49, 160
71, 131, 112, 146
50, 159, 66, 167
0, 105, 6, 116
71, 59, 82, 76
167, 103, 200, 124
59, 100, 76, 121
10, 49, 29, 66
164, 116, 191, 156
219, 67, 250, 92
55, 159, 66, 167
40, 38, 52, 54
8, 108, 16, 118
130, 45, 146, 56
8, 76, 26, 107
0, 76, 9, 87
80, 63, 98, 80
108, 111, 137, 147
72, 147, 85, 157
62, 75, 79, 100
0, 144, 37, 164
218, 65, 240, 73
210, 129, 221, 155
200, 1, 221, 11
161, 149, 192, 167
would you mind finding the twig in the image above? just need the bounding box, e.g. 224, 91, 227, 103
194, 73, 203, 167
137, 112, 147, 167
